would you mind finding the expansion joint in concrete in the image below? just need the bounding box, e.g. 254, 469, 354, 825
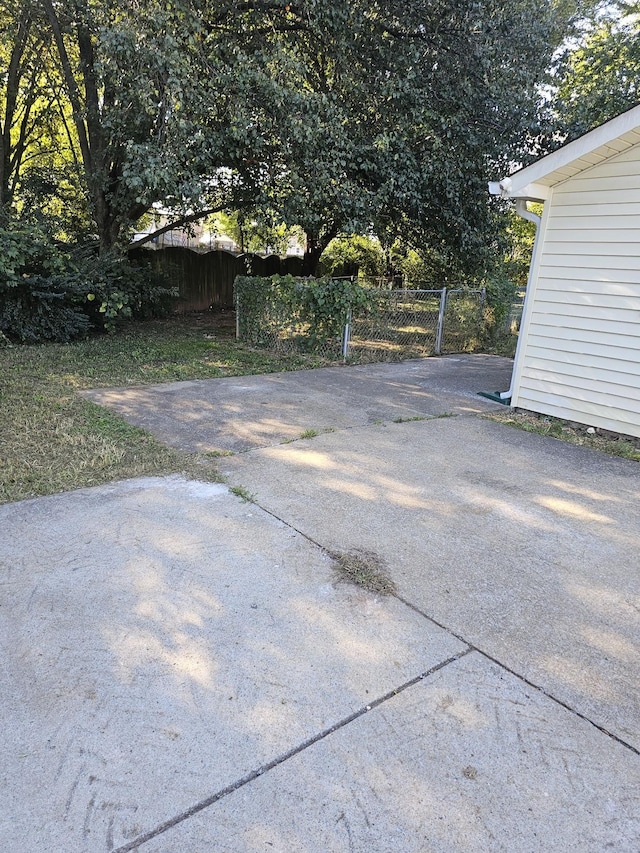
237, 501, 640, 762
112, 649, 472, 853
395, 595, 640, 759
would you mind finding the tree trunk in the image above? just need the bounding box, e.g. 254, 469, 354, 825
301, 242, 324, 276
42, 0, 119, 253
0, 10, 32, 213
302, 226, 338, 276
93, 191, 118, 252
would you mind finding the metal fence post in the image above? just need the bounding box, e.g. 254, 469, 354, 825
235, 293, 240, 340
435, 287, 447, 355
342, 309, 352, 363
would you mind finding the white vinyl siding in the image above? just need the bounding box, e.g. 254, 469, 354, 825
512, 144, 640, 438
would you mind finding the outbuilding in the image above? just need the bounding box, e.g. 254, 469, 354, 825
489, 104, 640, 439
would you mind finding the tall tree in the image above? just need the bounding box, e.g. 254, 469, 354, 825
552, 1, 640, 140
39, 0, 206, 250
218, 0, 577, 274
0, 1, 68, 216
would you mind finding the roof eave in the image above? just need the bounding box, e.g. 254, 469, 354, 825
488, 180, 549, 201
492, 104, 640, 197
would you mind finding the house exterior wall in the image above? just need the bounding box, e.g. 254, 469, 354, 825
511, 144, 640, 438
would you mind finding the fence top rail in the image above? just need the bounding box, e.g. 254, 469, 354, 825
384, 288, 484, 297
385, 288, 444, 295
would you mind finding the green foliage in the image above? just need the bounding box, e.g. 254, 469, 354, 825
0, 225, 89, 343
501, 205, 541, 288
0, 225, 176, 342
246, 0, 573, 275
0, 287, 90, 344
236, 273, 489, 360
0, 225, 67, 284
3, 0, 577, 274
552, 3, 640, 139
235, 274, 375, 350
478, 270, 519, 355
319, 236, 385, 278
390, 248, 427, 286
386, 243, 463, 287
216, 213, 303, 257
234, 274, 292, 344
229, 485, 256, 503
484, 273, 518, 329
74, 250, 177, 332
299, 276, 375, 344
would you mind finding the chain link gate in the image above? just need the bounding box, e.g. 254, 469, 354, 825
344, 287, 485, 362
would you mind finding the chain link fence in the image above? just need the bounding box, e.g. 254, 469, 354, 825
235, 275, 349, 359
441, 288, 486, 354
345, 287, 485, 362
235, 276, 486, 362
504, 289, 526, 334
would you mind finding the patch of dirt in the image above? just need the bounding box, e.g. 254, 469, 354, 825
171, 309, 237, 333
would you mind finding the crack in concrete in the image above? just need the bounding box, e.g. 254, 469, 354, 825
395, 595, 640, 759
112, 487, 637, 852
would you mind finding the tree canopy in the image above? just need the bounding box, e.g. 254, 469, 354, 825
1, 0, 578, 274
551, 1, 640, 140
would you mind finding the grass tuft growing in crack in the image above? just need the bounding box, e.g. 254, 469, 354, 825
229, 485, 256, 503
299, 428, 319, 439
392, 413, 455, 424
281, 426, 336, 445
392, 415, 429, 424
331, 548, 397, 595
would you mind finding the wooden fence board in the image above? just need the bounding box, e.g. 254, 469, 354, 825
129, 247, 304, 312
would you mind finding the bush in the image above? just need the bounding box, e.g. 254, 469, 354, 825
0, 226, 177, 343
0, 225, 89, 343
73, 247, 177, 331
297, 275, 375, 345
0, 287, 91, 344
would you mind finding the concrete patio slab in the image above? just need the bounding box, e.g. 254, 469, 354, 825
83, 355, 513, 453
221, 414, 640, 751
0, 477, 464, 852
137, 653, 640, 853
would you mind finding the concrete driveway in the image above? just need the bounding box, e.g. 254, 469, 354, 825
2, 355, 639, 852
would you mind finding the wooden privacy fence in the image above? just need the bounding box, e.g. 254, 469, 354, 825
128, 247, 304, 312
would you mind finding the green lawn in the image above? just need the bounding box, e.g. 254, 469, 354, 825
0, 314, 333, 505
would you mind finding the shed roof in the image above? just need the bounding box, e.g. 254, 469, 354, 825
489, 104, 640, 201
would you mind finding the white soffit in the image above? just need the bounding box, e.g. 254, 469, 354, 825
490, 105, 640, 200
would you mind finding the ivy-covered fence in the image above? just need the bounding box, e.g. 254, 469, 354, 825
234, 275, 486, 362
